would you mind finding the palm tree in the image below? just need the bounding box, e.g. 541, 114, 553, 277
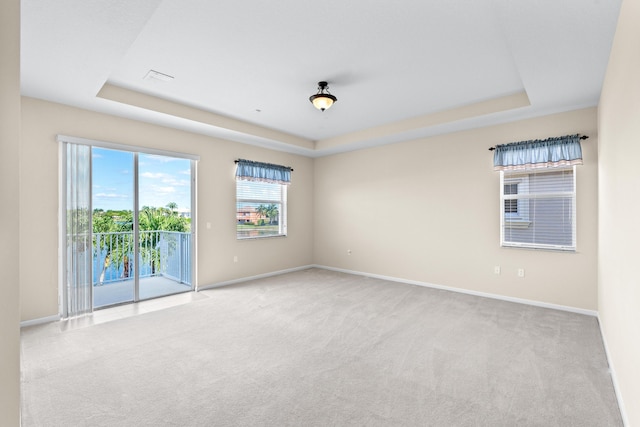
93, 211, 114, 284
256, 204, 269, 225
138, 207, 164, 275
138, 206, 190, 275
166, 202, 178, 215
266, 204, 279, 224
92, 206, 191, 282
93, 209, 133, 283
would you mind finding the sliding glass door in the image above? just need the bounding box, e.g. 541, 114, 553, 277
61, 137, 197, 316
137, 153, 193, 301
92, 148, 136, 308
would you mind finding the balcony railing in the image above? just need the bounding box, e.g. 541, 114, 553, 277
93, 230, 191, 286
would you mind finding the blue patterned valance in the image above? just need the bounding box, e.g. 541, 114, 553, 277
493, 134, 583, 171
235, 159, 292, 185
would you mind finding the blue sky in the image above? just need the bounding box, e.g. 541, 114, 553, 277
92, 148, 191, 212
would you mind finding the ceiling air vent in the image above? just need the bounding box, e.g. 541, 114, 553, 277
143, 69, 174, 82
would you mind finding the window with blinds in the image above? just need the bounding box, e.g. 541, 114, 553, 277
500, 166, 576, 251
236, 179, 287, 239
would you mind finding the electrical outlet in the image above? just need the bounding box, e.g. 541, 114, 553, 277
494, 266, 501, 275
518, 268, 525, 277
233, 256, 238, 263
347, 249, 352, 255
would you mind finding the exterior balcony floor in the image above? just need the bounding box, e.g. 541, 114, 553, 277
94, 276, 192, 308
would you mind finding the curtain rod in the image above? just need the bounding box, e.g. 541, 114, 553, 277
234, 159, 294, 172
488, 135, 589, 151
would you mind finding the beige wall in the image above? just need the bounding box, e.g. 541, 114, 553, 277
20, 97, 314, 321
314, 108, 598, 311
598, 0, 640, 424
0, 0, 21, 424
22, 99, 600, 322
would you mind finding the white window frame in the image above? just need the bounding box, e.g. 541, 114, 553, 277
236, 180, 288, 240
500, 166, 576, 251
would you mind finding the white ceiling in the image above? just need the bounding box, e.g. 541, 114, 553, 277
21, 0, 622, 157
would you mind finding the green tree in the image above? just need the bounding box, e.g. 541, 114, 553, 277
139, 206, 164, 275
92, 203, 189, 281
93, 209, 134, 283
256, 204, 268, 225
266, 203, 279, 224
166, 202, 178, 214
138, 204, 189, 274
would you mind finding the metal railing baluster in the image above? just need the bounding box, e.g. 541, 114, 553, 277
92, 230, 191, 286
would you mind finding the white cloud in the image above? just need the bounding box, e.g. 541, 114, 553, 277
140, 172, 165, 179
94, 192, 129, 199
156, 186, 176, 194
163, 178, 189, 187
140, 172, 189, 188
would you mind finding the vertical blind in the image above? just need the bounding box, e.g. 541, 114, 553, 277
63, 142, 93, 317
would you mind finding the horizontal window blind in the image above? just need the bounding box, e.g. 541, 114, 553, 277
236, 179, 287, 239
501, 166, 576, 251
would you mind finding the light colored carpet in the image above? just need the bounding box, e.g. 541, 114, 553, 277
21, 268, 622, 426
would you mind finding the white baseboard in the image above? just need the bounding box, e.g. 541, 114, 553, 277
20, 314, 61, 328
21, 264, 597, 321
598, 316, 629, 427
197, 265, 315, 291
312, 264, 598, 317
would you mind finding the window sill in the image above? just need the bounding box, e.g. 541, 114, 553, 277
501, 243, 576, 252
237, 234, 287, 241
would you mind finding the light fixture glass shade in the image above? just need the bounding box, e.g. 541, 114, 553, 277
311, 95, 335, 111
309, 81, 337, 111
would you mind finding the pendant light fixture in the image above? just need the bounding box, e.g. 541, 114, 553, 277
309, 81, 337, 111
